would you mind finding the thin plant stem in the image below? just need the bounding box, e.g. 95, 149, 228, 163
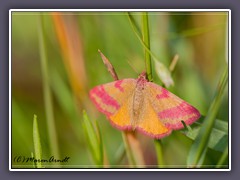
128, 12, 174, 87
127, 13, 164, 68
142, 12, 165, 168
142, 12, 152, 81
38, 15, 60, 167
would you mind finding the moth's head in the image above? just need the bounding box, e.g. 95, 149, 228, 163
137, 71, 148, 83
138, 71, 147, 78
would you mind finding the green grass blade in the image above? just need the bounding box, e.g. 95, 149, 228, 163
31, 152, 36, 168
122, 133, 136, 167
187, 67, 228, 167
154, 140, 165, 168
127, 12, 160, 64
49, 69, 84, 143
142, 12, 152, 81
113, 143, 126, 165
82, 110, 103, 166
216, 146, 228, 168
127, 12, 173, 86
94, 119, 104, 166
33, 114, 42, 168
184, 117, 228, 152
127, 13, 142, 37
38, 14, 60, 167
141, 12, 165, 167
127, 12, 158, 64
50, 69, 76, 118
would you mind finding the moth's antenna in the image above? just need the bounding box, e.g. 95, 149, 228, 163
126, 59, 139, 75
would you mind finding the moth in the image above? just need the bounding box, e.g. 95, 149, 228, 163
89, 72, 200, 138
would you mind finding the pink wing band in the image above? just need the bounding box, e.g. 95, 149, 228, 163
158, 102, 197, 119
158, 101, 201, 129
114, 80, 124, 92
156, 88, 169, 99
108, 120, 132, 131
136, 127, 172, 139
108, 120, 172, 139
89, 85, 121, 117
164, 115, 200, 130
89, 92, 113, 117
91, 85, 120, 109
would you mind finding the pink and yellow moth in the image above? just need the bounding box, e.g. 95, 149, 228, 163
89, 72, 201, 139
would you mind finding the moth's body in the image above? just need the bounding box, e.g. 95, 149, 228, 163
89, 71, 201, 139
131, 73, 147, 129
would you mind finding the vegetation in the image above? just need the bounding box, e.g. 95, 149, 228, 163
11, 11, 229, 168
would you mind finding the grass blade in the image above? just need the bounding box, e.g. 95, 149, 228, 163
113, 143, 126, 165
122, 133, 136, 167
216, 146, 228, 168
128, 12, 173, 86
142, 12, 152, 81
141, 12, 165, 168
33, 114, 42, 168
184, 117, 228, 152
127, 12, 158, 64
82, 110, 103, 166
154, 140, 165, 168
31, 152, 36, 168
187, 66, 228, 167
38, 14, 60, 167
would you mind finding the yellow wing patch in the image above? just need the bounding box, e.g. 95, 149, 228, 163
137, 99, 171, 138
109, 97, 131, 130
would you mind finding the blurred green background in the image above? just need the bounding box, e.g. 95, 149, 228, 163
11, 11, 228, 168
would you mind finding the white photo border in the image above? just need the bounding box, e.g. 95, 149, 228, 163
9, 9, 231, 171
